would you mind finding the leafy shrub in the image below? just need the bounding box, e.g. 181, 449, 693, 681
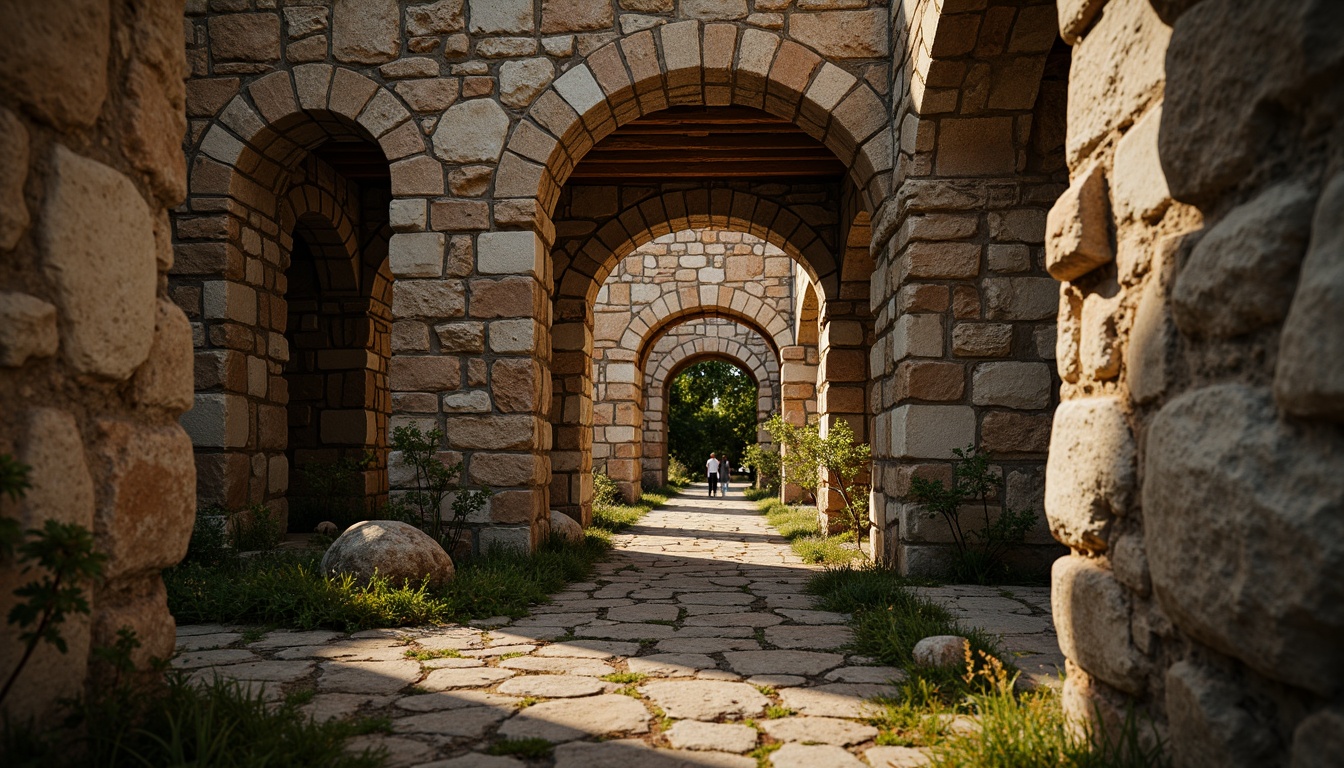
592, 469, 621, 508
228, 503, 285, 552
386, 424, 490, 556
741, 442, 781, 492
184, 507, 230, 566
666, 457, 694, 487
909, 446, 1039, 584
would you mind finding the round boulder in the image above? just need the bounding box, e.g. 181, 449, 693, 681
321, 520, 454, 589
913, 635, 970, 668
315, 521, 338, 537
549, 510, 584, 544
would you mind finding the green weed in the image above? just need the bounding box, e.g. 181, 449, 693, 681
601, 672, 647, 684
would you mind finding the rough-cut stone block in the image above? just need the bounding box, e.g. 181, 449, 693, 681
935, 117, 1015, 177
180, 393, 248, 449
209, 13, 281, 63
469, 0, 534, 34
971, 362, 1051, 409
1173, 180, 1314, 339
388, 232, 445, 278
788, 9, 888, 59
1058, 0, 1107, 44
1052, 556, 1144, 694
0, 0, 109, 129
891, 314, 942, 360
393, 280, 466, 320
432, 99, 509, 163
1145, 385, 1344, 695
500, 58, 555, 108
1046, 163, 1111, 281
0, 107, 31, 248
332, 0, 400, 64
542, 0, 613, 33
1110, 105, 1171, 223
41, 145, 157, 380
132, 300, 194, 413
0, 292, 58, 367
478, 231, 544, 277
1275, 174, 1344, 422
407, 0, 465, 36
91, 419, 195, 580
890, 405, 974, 460
984, 277, 1057, 321
1165, 661, 1279, 768
1045, 397, 1133, 552
390, 356, 461, 392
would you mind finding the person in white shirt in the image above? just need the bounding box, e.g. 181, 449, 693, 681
706, 453, 720, 497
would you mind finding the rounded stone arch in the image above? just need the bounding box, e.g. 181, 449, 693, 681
556, 189, 841, 319
622, 285, 794, 358
640, 322, 781, 489
504, 22, 892, 215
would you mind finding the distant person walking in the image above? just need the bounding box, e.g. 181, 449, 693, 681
720, 458, 732, 494
706, 453, 720, 497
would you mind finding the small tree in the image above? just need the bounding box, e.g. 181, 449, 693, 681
909, 446, 1038, 584
387, 424, 491, 557
741, 442, 781, 492
762, 414, 823, 503
816, 419, 872, 547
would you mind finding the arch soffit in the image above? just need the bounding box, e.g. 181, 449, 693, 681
195, 66, 422, 203
626, 286, 793, 366
559, 190, 840, 308
507, 22, 893, 216
652, 341, 777, 397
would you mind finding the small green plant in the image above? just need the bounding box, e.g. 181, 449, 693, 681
487, 737, 553, 758
749, 742, 782, 768
228, 503, 285, 552
909, 446, 1038, 584
764, 704, 794, 719
0, 453, 107, 707
666, 456, 695, 487
741, 442, 781, 493
592, 469, 622, 509
762, 414, 822, 503
601, 672, 647, 684
615, 684, 641, 698
185, 506, 231, 566
387, 424, 491, 556
404, 648, 462, 661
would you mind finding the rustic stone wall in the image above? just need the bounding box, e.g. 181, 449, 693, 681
869, 0, 1068, 574
0, 0, 194, 723
1040, 0, 1344, 762
585, 227, 796, 499
640, 317, 782, 489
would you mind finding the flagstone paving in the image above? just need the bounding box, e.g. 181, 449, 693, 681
177, 484, 1062, 767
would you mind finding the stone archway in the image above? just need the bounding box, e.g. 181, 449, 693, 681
640, 319, 781, 490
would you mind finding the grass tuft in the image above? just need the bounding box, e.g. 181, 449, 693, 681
486, 737, 553, 758
601, 672, 647, 684
755, 497, 859, 564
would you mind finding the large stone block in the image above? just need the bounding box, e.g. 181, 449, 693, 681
468, 0, 533, 34
1165, 661, 1280, 768
0, 107, 30, 248
1066, 0, 1170, 166
478, 231, 545, 277
1045, 163, 1111, 281
788, 9, 888, 59
1145, 385, 1344, 695
388, 232, 446, 277
209, 13, 281, 63
407, 0, 465, 36
180, 392, 249, 449
0, 292, 58, 367
541, 0, 613, 33
432, 99, 509, 163
500, 58, 555, 108
1275, 173, 1344, 421
971, 362, 1051, 409
1052, 556, 1145, 694
890, 405, 975, 459
0, 0, 109, 129
392, 279, 466, 320
1044, 397, 1134, 552
132, 300, 195, 413
1110, 105, 1171, 223
1173, 180, 1315, 339
91, 420, 195, 580
332, 0, 400, 64
984, 277, 1058, 321
41, 145, 157, 380
17, 408, 94, 530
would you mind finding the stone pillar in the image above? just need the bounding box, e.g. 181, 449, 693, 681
550, 319, 592, 526
0, 0, 194, 723
779, 344, 818, 503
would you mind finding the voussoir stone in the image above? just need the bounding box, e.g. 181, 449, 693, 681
497, 694, 650, 742
321, 520, 455, 589
640, 680, 768, 720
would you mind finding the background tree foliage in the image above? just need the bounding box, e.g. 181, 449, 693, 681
667, 360, 757, 472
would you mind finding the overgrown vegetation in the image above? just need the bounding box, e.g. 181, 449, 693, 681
741, 442, 781, 492
809, 565, 1166, 767
909, 446, 1039, 585
754, 496, 859, 565
289, 452, 375, 533
665, 456, 694, 487
592, 469, 622, 508
760, 415, 872, 544
592, 485, 674, 532
385, 424, 491, 556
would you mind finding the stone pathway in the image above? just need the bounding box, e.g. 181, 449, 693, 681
177, 484, 1062, 767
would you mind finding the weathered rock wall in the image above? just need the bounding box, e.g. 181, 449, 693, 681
0, 0, 194, 723
1043, 0, 1344, 762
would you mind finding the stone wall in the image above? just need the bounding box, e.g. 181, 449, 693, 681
1040, 0, 1344, 762
0, 0, 194, 723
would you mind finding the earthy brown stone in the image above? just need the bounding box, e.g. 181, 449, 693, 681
1046, 163, 1112, 281
0, 0, 109, 128
332, 0, 400, 64
1044, 397, 1134, 552
321, 520, 455, 588
0, 107, 31, 248
209, 13, 281, 62
0, 292, 57, 367
132, 300, 195, 413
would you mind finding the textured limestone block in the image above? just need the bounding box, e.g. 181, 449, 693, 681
432, 99, 509, 163
1058, 0, 1108, 44
388, 232, 446, 278
679, 0, 747, 21
788, 9, 888, 59
541, 0, 613, 33
500, 58, 555, 108
890, 314, 942, 360
1110, 105, 1171, 223
92, 420, 195, 580
1066, 0, 1170, 165
390, 356, 461, 391
393, 279, 466, 319
1055, 284, 1083, 382
1052, 556, 1144, 693
322, 520, 455, 588
0, 0, 109, 129
1079, 291, 1121, 380
468, 0, 533, 34
890, 405, 975, 460
132, 300, 195, 413
971, 362, 1051, 409
952, 322, 1012, 358
180, 392, 249, 449
0, 107, 30, 248
407, 0, 465, 36
18, 408, 94, 529
1145, 385, 1344, 695
478, 231, 544, 277
41, 145, 157, 380
0, 292, 58, 367
1127, 275, 1171, 405
1291, 709, 1344, 768
1173, 180, 1315, 338
984, 277, 1058, 321
209, 13, 281, 62
1165, 661, 1279, 768
332, 0, 400, 64
1275, 174, 1344, 421
1046, 164, 1112, 281
1044, 397, 1134, 552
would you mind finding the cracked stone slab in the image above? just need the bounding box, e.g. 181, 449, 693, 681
498, 656, 616, 676
533, 640, 640, 658
553, 739, 754, 768
824, 666, 906, 684
656, 638, 761, 654
248, 630, 343, 648
762, 625, 853, 650
497, 674, 610, 698
627, 653, 718, 676
175, 632, 243, 651
760, 716, 878, 745
172, 648, 258, 669
770, 743, 865, 767
319, 659, 422, 694
665, 720, 758, 752
722, 650, 845, 677
421, 666, 514, 690
777, 684, 894, 718
640, 680, 769, 720
394, 690, 521, 712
